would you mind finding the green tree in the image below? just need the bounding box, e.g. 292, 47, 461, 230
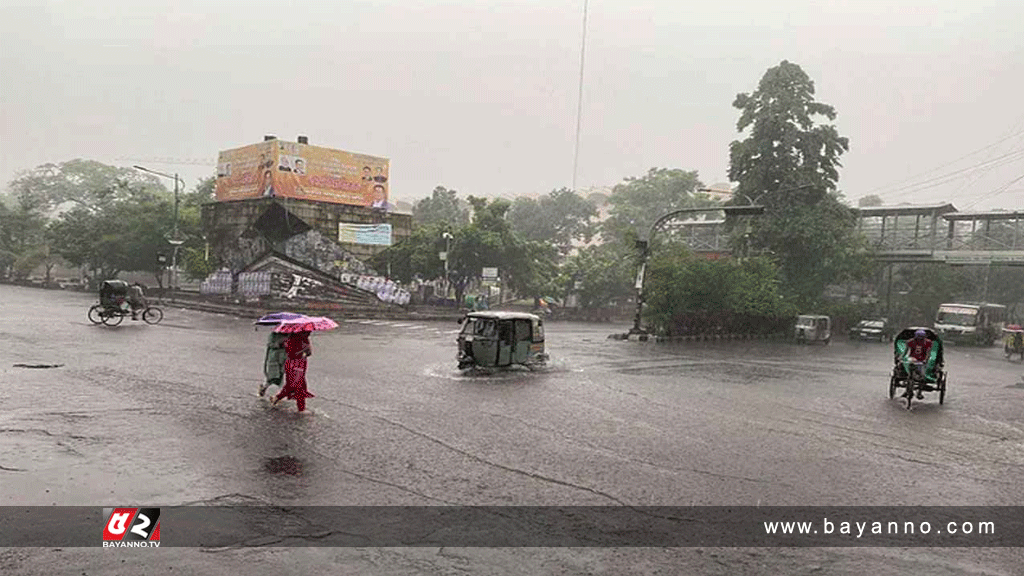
412, 186, 470, 227
178, 175, 217, 280
49, 190, 175, 286
601, 168, 716, 245
508, 188, 598, 254
728, 60, 858, 307
0, 180, 49, 280
858, 194, 883, 207
6, 159, 166, 213
369, 222, 449, 285
560, 244, 635, 309
442, 196, 558, 306
644, 251, 794, 335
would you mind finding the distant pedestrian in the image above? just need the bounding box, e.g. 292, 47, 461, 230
272, 331, 316, 412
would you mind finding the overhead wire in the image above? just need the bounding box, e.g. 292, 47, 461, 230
960, 171, 1024, 211
864, 118, 1024, 198
872, 146, 1024, 199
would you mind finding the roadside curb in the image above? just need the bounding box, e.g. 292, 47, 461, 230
157, 296, 465, 323
608, 332, 788, 343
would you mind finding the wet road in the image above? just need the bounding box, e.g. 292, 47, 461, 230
2, 285, 1023, 574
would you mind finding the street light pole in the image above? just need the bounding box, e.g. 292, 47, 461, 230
441, 232, 453, 304
133, 165, 182, 293
627, 204, 765, 339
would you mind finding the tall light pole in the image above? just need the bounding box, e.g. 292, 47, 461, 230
133, 165, 183, 292
572, 0, 588, 191
627, 205, 765, 339
441, 231, 453, 303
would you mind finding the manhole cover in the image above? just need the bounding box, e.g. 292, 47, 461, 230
264, 456, 302, 475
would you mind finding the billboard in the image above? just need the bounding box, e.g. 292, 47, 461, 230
338, 223, 393, 246
216, 140, 390, 207
215, 141, 276, 201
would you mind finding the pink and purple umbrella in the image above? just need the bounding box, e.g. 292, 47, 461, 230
254, 312, 308, 326
272, 316, 339, 333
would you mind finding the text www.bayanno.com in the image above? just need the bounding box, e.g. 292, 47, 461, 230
763, 518, 995, 539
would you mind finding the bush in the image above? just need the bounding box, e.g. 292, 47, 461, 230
644, 251, 795, 335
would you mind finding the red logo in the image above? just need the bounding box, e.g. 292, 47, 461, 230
102, 508, 161, 543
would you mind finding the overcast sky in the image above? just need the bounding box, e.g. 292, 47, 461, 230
2, 0, 1023, 210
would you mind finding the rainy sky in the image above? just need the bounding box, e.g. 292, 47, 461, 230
2, 0, 1023, 210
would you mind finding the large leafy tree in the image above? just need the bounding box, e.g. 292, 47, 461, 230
728, 60, 859, 306
49, 189, 174, 286
412, 186, 470, 227
601, 168, 716, 244
6, 159, 165, 213
0, 178, 49, 280
444, 196, 558, 306
507, 188, 598, 254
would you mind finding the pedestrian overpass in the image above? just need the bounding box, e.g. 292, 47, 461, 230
669, 204, 1024, 265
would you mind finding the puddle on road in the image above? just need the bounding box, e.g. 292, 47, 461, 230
264, 456, 303, 475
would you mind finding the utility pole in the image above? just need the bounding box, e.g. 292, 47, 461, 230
134, 165, 183, 294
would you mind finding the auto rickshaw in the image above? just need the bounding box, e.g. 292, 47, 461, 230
795, 314, 831, 345
1004, 324, 1024, 361
457, 311, 548, 370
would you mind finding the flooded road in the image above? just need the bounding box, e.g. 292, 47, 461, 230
2, 285, 1023, 574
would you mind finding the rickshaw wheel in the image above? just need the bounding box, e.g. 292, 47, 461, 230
938, 373, 946, 405
888, 374, 896, 399
88, 305, 103, 324
142, 307, 163, 325
101, 311, 124, 326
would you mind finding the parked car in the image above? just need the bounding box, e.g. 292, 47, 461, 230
849, 318, 893, 342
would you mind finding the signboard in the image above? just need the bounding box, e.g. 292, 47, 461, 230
215, 139, 390, 207
938, 251, 1024, 265
482, 267, 499, 279
338, 223, 392, 246
938, 305, 978, 316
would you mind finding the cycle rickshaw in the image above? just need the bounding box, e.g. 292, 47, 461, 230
888, 327, 946, 409
87, 280, 163, 326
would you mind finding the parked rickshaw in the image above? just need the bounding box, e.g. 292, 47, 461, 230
889, 327, 946, 409
457, 311, 548, 370
1004, 324, 1024, 361
795, 315, 831, 344
87, 280, 163, 326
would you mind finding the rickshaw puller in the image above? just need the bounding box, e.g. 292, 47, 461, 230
127, 282, 147, 321
905, 329, 932, 398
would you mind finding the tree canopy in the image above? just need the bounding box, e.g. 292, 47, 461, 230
601, 168, 716, 244
728, 60, 861, 306
507, 188, 597, 254
412, 186, 470, 227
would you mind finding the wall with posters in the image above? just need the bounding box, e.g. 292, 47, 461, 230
215, 138, 390, 208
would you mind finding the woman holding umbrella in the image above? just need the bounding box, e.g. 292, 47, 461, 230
270, 316, 337, 412
273, 331, 315, 412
